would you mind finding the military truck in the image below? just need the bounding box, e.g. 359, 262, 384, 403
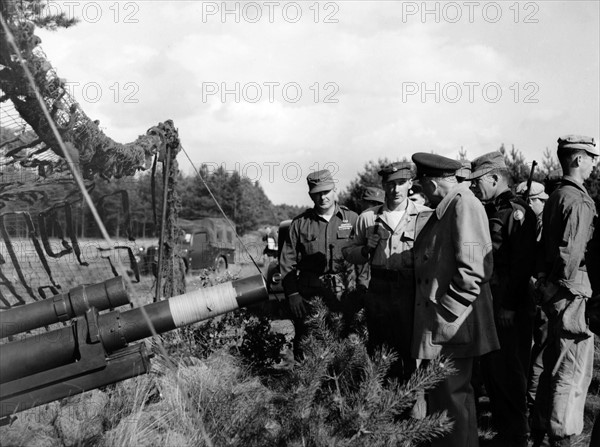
178, 218, 236, 273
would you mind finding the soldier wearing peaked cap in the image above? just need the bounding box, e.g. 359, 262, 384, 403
410, 153, 499, 447
469, 151, 537, 447
280, 169, 367, 359
343, 162, 431, 384
531, 135, 598, 447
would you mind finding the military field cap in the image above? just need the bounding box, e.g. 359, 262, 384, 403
455, 160, 472, 180
378, 162, 416, 182
411, 153, 462, 178
361, 186, 385, 204
557, 135, 599, 156
516, 181, 549, 200
307, 169, 335, 193
468, 151, 507, 180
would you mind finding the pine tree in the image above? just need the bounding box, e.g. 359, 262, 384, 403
267, 299, 454, 446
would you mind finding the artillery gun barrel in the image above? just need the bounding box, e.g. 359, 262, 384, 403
0, 277, 130, 339
0, 275, 267, 384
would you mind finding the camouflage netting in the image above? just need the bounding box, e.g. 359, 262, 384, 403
0, 3, 184, 308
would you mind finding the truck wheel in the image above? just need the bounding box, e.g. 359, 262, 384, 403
215, 256, 227, 274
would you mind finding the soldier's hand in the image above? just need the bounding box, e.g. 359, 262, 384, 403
539, 281, 559, 303
499, 308, 516, 327
366, 233, 381, 250
289, 293, 307, 318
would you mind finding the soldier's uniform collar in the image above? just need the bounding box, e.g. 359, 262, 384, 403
491, 188, 515, 209
561, 175, 589, 194
309, 202, 345, 220
436, 182, 472, 219
377, 198, 419, 215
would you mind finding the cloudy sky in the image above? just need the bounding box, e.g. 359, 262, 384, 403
36, 1, 599, 206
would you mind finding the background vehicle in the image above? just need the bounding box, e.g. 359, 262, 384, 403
178, 218, 236, 274
266, 220, 292, 298
137, 218, 236, 275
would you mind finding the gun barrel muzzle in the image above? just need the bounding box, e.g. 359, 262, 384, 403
0, 277, 130, 339
0, 275, 267, 383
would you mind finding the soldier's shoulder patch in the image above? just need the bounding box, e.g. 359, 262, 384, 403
513, 209, 525, 221
509, 199, 526, 212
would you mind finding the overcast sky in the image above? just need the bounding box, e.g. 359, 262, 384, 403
36, 1, 599, 207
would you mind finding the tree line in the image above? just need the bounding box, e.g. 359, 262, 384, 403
2, 143, 598, 239
338, 144, 600, 211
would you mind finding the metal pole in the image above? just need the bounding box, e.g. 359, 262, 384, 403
154, 144, 172, 302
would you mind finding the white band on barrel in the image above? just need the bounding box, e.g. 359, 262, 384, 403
168, 282, 238, 328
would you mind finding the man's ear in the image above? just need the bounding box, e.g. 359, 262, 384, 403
429, 179, 439, 193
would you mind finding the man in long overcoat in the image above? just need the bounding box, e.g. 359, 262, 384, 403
411, 153, 500, 447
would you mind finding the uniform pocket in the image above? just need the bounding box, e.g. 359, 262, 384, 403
300, 234, 319, 254
431, 304, 473, 345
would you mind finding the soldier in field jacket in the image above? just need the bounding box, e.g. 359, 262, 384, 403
531, 135, 598, 447
469, 151, 538, 447
280, 169, 367, 359
343, 162, 431, 383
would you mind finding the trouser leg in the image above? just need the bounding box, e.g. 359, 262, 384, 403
590, 410, 600, 447
527, 306, 549, 412
532, 311, 594, 441
480, 321, 529, 438
517, 309, 534, 385
429, 357, 478, 447
548, 333, 594, 439
365, 279, 415, 382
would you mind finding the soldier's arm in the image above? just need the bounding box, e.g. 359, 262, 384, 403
345, 213, 370, 289
342, 213, 371, 264
438, 195, 493, 319
548, 201, 595, 293
586, 222, 600, 296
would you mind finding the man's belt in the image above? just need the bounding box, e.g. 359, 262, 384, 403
371, 268, 409, 282
298, 272, 339, 288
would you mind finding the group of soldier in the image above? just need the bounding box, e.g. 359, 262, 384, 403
278, 134, 599, 447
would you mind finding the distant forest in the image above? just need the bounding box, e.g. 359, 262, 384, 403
2, 122, 598, 239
